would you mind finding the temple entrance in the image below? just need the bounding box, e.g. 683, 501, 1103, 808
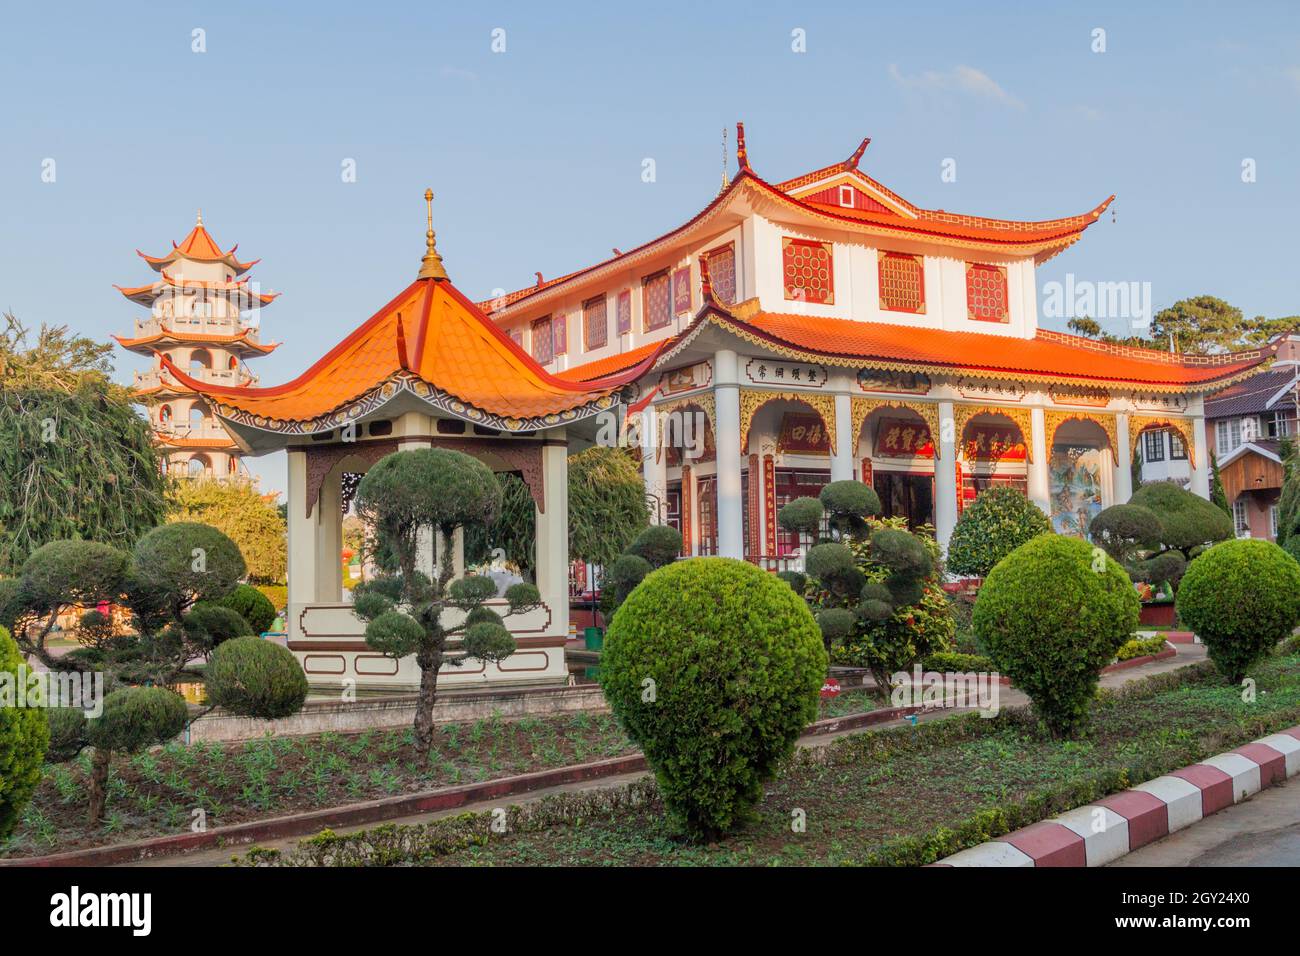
873, 471, 934, 530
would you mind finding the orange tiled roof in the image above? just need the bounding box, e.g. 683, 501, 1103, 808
555, 341, 663, 383
138, 218, 259, 274
155, 433, 237, 449
659, 307, 1272, 392
162, 276, 663, 429
115, 327, 278, 356
115, 272, 279, 307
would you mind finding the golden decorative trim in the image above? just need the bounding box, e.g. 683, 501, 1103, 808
953, 404, 1034, 462
1044, 410, 1119, 457
739, 388, 835, 454
653, 393, 715, 464
1129, 414, 1197, 468
852, 397, 943, 460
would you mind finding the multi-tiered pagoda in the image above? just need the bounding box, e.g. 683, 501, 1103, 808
114, 214, 279, 479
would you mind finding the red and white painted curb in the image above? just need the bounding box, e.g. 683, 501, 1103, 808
934, 725, 1300, 867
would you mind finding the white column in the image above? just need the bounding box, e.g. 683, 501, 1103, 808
1027, 406, 1051, 518
641, 406, 669, 524
1190, 415, 1211, 499
714, 349, 744, 559
1114, 412, 1133, 503
831, 391, 853, 482
934, 401, 958, 548
533, 431, 569, 637
286, 449, 319, 641
315, 471, 343, 602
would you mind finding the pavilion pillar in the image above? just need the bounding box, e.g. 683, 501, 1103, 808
934, 402, 958, 549
1115, 412, 1134, 503
1189, 415, 1211, 499
831, 391, 854, 482
286, 449, 319, 641
534, 431, 569, 637
316, 471, 343, 602
714, 349, 745, 559
1027, 407, 1051, 518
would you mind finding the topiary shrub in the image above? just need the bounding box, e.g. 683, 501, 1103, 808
601, 558, 827, 840
183, 603, 254, 655
205, 636, 309, 719
85, 686, 189, 824
599, 553, 653, 616
972, 535, 1139, 737
819, 480, 880, 538
1176, 539, 1300, 682
1128, 482, 1233, 557
946, 486, 1052, 578
624, 525, 683, 569
778, 497, 824, 537
216, 583, 277, 635
0, 625, 49, 841
131, 522, 247, 614
1089, 503, 1162, 565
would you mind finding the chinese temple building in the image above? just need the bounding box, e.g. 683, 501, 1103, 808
169, 192, 651, 689
480, 125, 1275, 565
115, 214, 279, 480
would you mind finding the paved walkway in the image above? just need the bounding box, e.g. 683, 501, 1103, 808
1112, 778, 1300, 866
124, 643, 1207, 867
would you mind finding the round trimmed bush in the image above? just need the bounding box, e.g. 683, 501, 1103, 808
601, 558, 828, 839
778, 497, 824, 536
1176, 539, 1300, 682
1129, 482, 1232, 555
946, 486, 1052, 578
87, 686, 189, 754
625, 525, 683, 569
601, 553, 653, 614
0, 626, 49, 840
216, 583, 277, 634
973, 535, 1139, 737
1089, 503, 1162, 564
132, 522, 246, 609
184, 602, 254, 653
205, 636, 309, 719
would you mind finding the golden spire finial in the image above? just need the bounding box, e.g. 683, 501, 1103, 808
417, 187, 448, 280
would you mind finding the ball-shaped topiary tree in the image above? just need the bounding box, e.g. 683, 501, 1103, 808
624, 524, 683, 569
1128, 481, 1233, 558
601, 558, 828, 840
215, 583, 278, 635
353, 448, 540, 753
972, 535, 1139, 737
1176, 539, 1300, 682
206, 636, 309, 719
599, 553, 653, 616
946, 486, 1052, 578
818, 480, 881, 538
85, 687, 190, 825
131, 522, 247, 620
0, 625, 49, 841
1088, 503, 1163, 566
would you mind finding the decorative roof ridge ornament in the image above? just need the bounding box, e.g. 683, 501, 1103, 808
395, 313, 410, 369
735, 121, 750, 174
417, 188, 449, 281
846, 137, 871, 170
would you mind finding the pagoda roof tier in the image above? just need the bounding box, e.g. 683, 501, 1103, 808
114, 327, 278, 357
137, 215, 259, 275
162, 273, 663, 444
481, 128, 1112, 318
115, 273, 279, 308
559, 298, 1274, 395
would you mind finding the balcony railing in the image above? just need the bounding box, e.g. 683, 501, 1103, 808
135, 367, 254, 390
746, 554, 804, 574
157, 422, 232, 441
131, 317, 261, 341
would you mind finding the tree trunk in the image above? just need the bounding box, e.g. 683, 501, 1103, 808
87, 747, 112, 827
413, 649, 442, 753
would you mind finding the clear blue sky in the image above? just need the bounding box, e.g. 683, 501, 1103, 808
2, 1, 1298, 496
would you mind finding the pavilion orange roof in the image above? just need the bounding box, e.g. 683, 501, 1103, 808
115, 327, 278, 357
137, 215, 259, 274
115, 272, 279, 307
155, 433, 238, 450
162, 273, 663, 434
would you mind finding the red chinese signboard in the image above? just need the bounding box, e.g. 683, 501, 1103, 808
961, 428, 1026, 461
875, 417, 934, 459
778, 413, 830, 454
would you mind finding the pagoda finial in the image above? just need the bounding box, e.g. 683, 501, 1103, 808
196, 209, 203, 227
735, 122, 749, 173
847, 137, 871, 169
417, 188, 448, 281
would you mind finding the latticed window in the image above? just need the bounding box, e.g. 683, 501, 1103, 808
583, 296, 608, 351
1144, 429, 1166, 462
616, 290, 632, 335
531, 316, 553, 364
878, 252, 924, 313
704, 243, 737, 304
642, 271, 671, 332
553, 314, 567, 355
783, 238, 834, 304
966, 263, 1009, 322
